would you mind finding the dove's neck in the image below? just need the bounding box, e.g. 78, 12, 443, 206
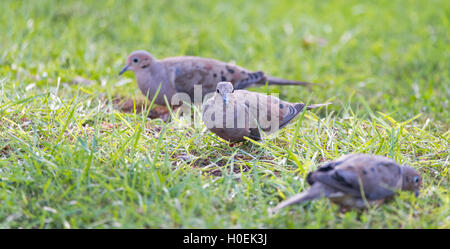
136, 62, 176, 106
214, 93, 235, 109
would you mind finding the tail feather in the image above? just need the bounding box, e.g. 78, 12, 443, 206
263, 76, 315, 86
306, 102, 332, 110
278, 103, 305, 129
270, 184, 329, 214
271, 192, 313, 214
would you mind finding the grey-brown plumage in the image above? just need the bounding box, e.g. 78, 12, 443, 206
202, 82, 330, 142
119, 50, 315, 106
271, 154, 422, 213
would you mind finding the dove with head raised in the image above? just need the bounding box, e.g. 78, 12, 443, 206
202, 82, 329, 142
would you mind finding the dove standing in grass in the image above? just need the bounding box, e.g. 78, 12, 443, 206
119, 50, 315, 106
202, 82, 330, 142
271, 154, 422, 213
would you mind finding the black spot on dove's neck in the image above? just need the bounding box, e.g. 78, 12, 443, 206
318, 160, 342, 172
318, 165, 334, 172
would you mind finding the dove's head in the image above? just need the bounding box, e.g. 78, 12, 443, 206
119, 50, 156, 76
401, 166, 422, 197
216, 82, 234, 106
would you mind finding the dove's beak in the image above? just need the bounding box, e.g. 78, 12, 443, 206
119, 64, 130, 76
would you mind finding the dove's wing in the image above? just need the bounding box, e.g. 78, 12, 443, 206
234, 91, 277, 140
233, 71, 267, 89
278, 102, 305, 129
162, 57, 258, 97
161, 56, 313, 101
306, 154, 364, 185
232, 93, 314, 139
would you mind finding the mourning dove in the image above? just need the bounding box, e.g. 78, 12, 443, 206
271, 154, 422, 213
119, 50, 315, 106
202, 82, 330, 142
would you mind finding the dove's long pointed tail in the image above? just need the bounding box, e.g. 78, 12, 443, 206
261, 76, 315, 86
306, 102, 332, 110
271, 185, 325, 214
271, 191, 317, 213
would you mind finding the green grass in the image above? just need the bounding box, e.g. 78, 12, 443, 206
0, 0, 448, 228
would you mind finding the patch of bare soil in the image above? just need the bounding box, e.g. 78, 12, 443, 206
0, 145, 12, 157
111, 96, 171, 121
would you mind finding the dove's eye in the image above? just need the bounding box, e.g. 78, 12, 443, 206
413, 176, 420, 183
217, 89, 220, 93
132, 58, 139, 63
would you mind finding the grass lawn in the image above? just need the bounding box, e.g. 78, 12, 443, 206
0, 0, 448, 228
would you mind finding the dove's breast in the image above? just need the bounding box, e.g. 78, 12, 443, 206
136, 66, 176, 105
